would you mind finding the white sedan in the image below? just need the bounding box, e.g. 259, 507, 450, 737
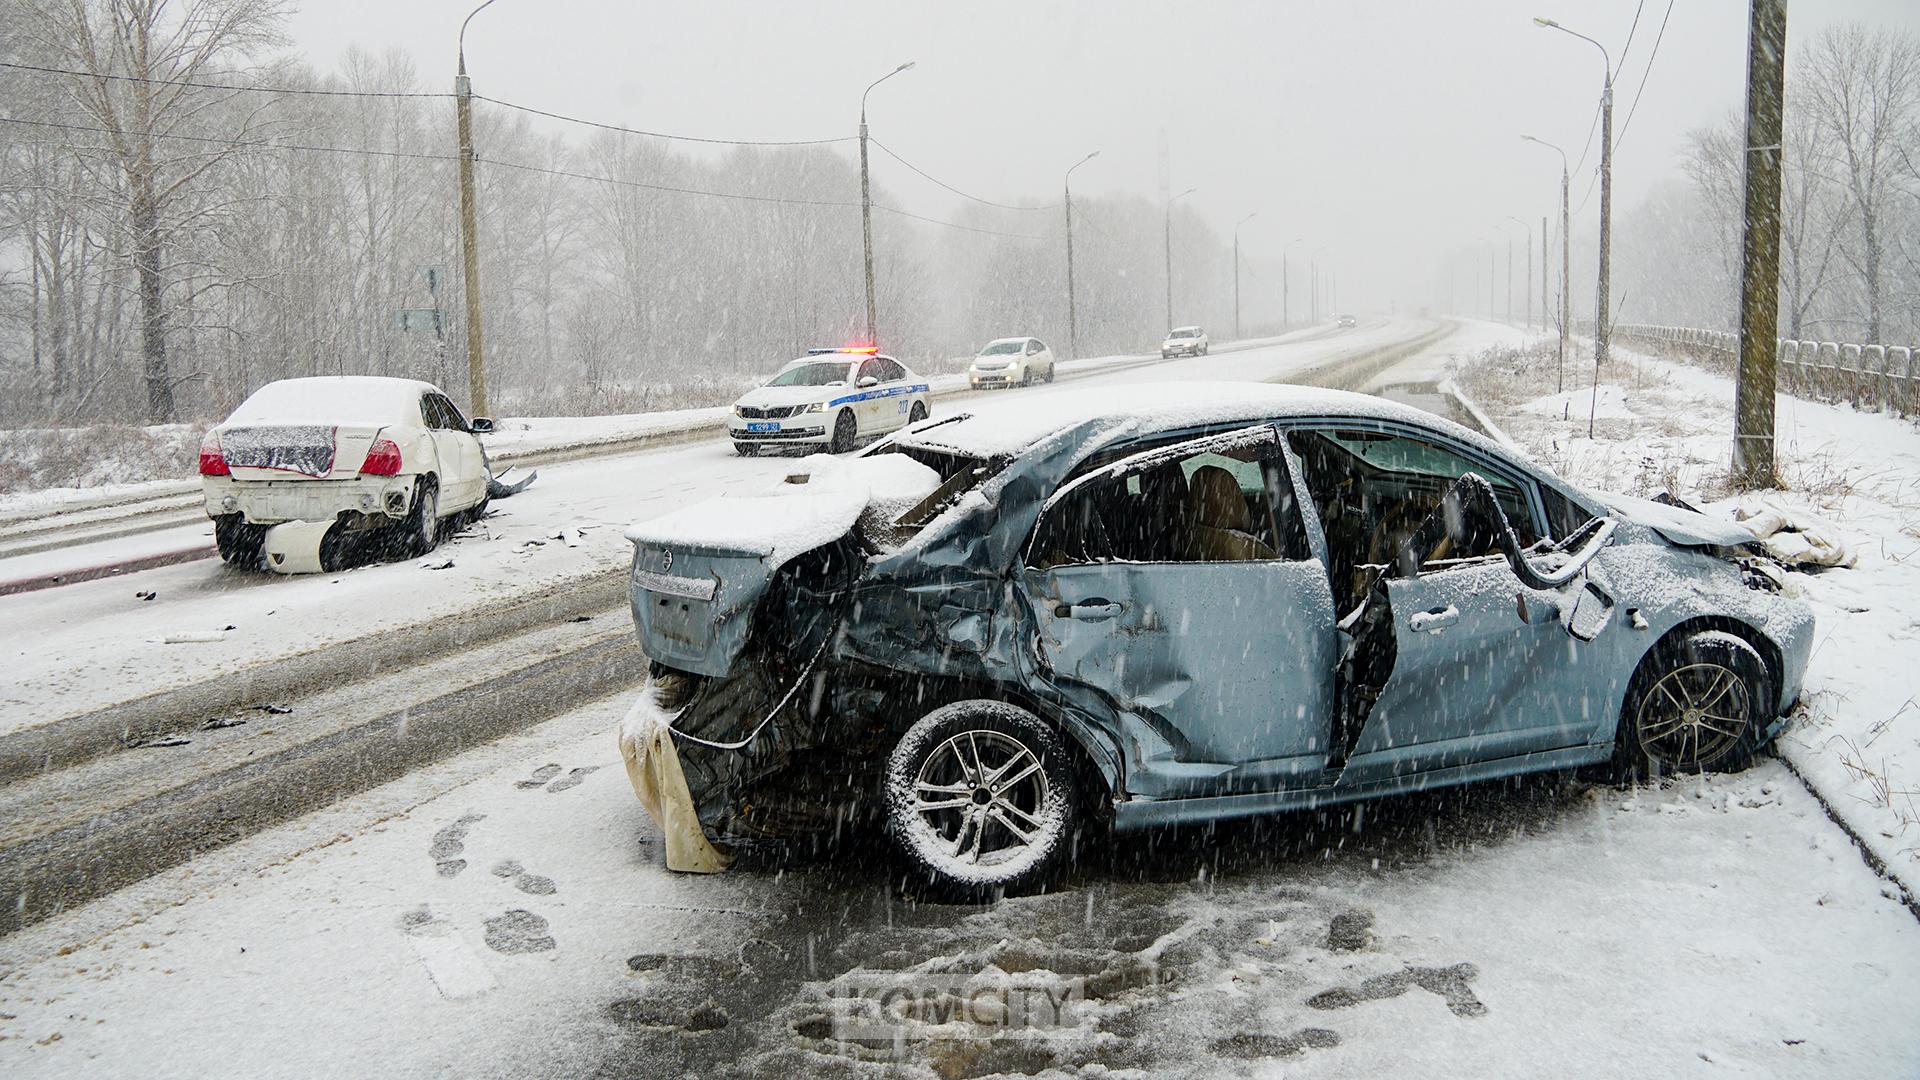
728, 348, 931, 456
967, 336, 1056, 388
1161, 325, 1209, 358
198, 376, 492, 566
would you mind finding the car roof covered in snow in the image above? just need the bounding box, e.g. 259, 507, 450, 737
223, 376, 441, 428
888, 382, 1506, 461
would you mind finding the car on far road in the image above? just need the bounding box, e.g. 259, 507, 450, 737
729, 347, 930, 456
1161, 326, 1209, 358
1338, 315, 1357, 328
198, 376, 493, 567
968, 337, 1056, 389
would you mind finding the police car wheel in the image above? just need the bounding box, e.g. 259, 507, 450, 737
734, 442, 759, 457
830, 410, 856, 453
909, 401, 928, 423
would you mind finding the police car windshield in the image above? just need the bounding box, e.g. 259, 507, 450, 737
979, 340, 1024, 356
766, 361, 853, 387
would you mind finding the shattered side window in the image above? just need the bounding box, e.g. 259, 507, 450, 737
1029, 432, 1309, 569
880, 445, 1009, 533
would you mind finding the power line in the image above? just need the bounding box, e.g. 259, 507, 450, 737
0, 114, 1044, 239
1613, 0, 1648, 75
0, 59, 452, 98
869, 137, 1057, 211
476, 94, 855, 148
1614, 0, 1677, 152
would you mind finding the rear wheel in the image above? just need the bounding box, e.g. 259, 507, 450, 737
886, 701, 1078, 898
213, 515, 268, 569
908, 401, 928, 424
401, 477, 440, 556
829, 410, 857, 454
1616, 631, 1768, 779
1045, 362, 1056, 383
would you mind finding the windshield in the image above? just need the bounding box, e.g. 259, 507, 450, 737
1169, 328, 1199, 339
765, 361, 853, 387
979, 340, 1025, 356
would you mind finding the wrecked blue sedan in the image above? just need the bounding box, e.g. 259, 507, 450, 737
616, 384, 1814, 894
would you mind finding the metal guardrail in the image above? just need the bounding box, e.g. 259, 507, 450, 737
1576, 321, 1918, 417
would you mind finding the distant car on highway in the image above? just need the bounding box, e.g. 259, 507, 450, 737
967, 337, 1055, 389
1161, 326, 1209, 358
728, 347, 930, 456
1338, 314, 1357, 328
198, 376, 493, 567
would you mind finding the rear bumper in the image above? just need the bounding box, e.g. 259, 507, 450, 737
202, 474, 414, 524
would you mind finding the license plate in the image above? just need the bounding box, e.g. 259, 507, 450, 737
747, 422, 779, 433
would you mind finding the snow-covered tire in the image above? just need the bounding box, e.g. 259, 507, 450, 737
1045, 364, 1056, 384
402, 477, 440, 556
1615, 630, 1768, 780
734, 442, 760, 457
885, 701, 1077, 898
214, 515, 267, 569
829, 410, 857, 454
908, 401, 928, 424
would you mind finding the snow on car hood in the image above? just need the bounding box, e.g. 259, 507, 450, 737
624, 453, 941, 565
735, 385, 846, 409
1593, 491, 1758, 548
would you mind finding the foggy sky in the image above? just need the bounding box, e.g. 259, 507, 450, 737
287, 0, 1918, 315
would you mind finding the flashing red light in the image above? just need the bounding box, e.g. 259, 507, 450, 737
360, 437, 403, 476
197, 430, 230, 476
838, 345, 880, 354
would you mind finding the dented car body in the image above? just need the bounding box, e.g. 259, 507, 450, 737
618, 384, 1815, 891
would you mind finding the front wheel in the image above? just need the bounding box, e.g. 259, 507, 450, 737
734, 442, 760, 457
1615, 631, 1768, 779
829, 410, 857, 454
885, 701, 1078, 898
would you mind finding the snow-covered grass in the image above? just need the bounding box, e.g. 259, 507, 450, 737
1454, 338, 1920, 895
0, 424, 197, 501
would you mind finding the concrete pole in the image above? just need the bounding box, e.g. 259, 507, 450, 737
454, 0, 497, 416
1734, 0, 1787, 488
1234, 211, 1261, 339
860, 63, 914, 346
1165, 188, 1194, 330
1064, 151, 1098, 360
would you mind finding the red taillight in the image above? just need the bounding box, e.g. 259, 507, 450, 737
359, 438, 403, 476
198, 431, 229, 476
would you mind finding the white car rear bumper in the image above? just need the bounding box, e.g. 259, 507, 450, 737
202, 475, 416, 524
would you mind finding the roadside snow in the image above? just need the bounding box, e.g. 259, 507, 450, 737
1456, 339, 1920, 897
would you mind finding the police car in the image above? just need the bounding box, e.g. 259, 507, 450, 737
728, 347, 932, 456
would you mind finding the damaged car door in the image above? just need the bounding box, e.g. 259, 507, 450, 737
1022, 425, 1338, 797
1288, 427, 1602, 784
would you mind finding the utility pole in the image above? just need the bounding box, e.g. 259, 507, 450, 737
1507, 215, 1531, 330
1064, 151, 1099, 359
1535, 17, 1614, 380
1233, 213, 1257, 340
1734, 0, 1787, 488
1165, 188, 1195, 329
1540, 214, 1547, 334
455, 0, 498, 416
1505, 228, 1514, 324
1487, 241, 1495, 320
1523, 132, 1573, 391
860, 62, 914, 346
1281, 237, 1302, 329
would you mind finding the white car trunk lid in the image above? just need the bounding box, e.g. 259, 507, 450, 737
220, 424, 385, 480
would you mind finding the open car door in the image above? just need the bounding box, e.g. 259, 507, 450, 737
1021, 425, 1339, 798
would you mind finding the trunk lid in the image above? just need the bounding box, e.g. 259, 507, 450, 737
218, 424, 386, 481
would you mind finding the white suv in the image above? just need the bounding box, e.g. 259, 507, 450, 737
728, 348, 931, 456
1161, 326, 1209, 358
967, 337, 1056, 388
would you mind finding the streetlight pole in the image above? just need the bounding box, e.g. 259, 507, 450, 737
859, 61, 914, 346
1522, 133, 1572, 391
1165, 188, 1195, 330
455, 0, 498, 416
1063, 150, 1099, 360
1309, 246, 1329, 323
1505, 215, 1531, 329
1281, 237, 1302, 330
1536, 17, 1614, 374
1233, 212, 1258, 340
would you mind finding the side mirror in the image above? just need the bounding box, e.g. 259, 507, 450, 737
858, 375, 880, 389
469, 416, 494, 434
1563, 579, 1616, 642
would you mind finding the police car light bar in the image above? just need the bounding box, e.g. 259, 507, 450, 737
806, 345, 881, 355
